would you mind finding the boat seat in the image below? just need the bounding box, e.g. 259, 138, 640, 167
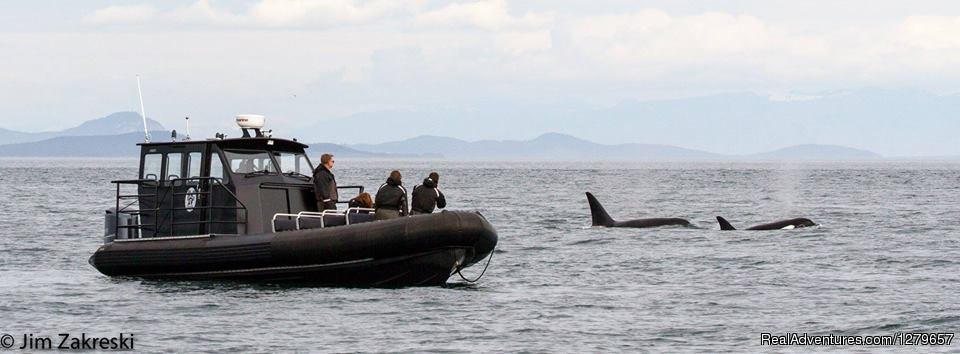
273, 219, 298, 232
300, 214, 347, 229
347, 213, 375, 224
274, 212, 374, 232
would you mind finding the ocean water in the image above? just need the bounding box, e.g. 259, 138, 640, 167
0, 158, 958, 352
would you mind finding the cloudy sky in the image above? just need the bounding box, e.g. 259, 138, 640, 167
2, 0, 960, 147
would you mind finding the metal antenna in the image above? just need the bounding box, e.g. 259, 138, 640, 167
136, 75, 150, 142
185, 116, 191, 141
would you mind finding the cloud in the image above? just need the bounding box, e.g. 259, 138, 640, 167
245, 0, 406, 26
91, 0, 415, 28
100, 0, 552, 30
569, 10, 782, 67
83, 5, 157, 24
562, 9, 960, 85
414, 0, 552, 31
170, 0, 242, 25
896, 15, 960, 50
66, 4, 960, 95
495, 30, 552, 54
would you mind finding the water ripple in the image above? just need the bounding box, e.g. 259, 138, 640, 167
2, 159, 959, 351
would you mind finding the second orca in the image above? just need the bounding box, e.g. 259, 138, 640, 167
716, 216, 816, 230
586, 192, 692, 228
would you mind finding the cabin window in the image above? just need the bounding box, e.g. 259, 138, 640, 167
165, 153, 183, 180
224, 150, 277, 174
275, 152, 313, 176
142, 153, 162, 180
187, 152, 202, 178
210, 152, 228, 183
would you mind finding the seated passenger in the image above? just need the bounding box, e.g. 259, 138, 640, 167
374, 170, 408, 220
410, 172, 446, 215
348, 192, 374, 212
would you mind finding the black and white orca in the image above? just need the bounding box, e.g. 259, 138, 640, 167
716, 216, 817, 230
586, 192, 692, 228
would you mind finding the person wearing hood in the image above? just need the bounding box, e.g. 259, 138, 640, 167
374, 170, 408, 220
410, 172, 446, 215
312, 153, 337, 210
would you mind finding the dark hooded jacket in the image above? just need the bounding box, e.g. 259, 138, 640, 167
312, 165, 337, 210
411, 178, 446, 214
374, 175, 408, 217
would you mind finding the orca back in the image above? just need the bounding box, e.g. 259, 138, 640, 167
585, 192, 616, 227
716, 216, 737, 230
747, 218, 816, 230
617, 218, 691, 228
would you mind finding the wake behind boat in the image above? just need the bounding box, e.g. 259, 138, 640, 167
89, 115, 497, 286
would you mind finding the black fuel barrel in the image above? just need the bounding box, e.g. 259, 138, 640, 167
89, 211, 497, 287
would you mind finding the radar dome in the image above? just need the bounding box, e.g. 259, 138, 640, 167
235, 114, 265, 129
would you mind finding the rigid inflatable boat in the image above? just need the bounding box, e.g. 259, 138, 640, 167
89, 115, 497, 287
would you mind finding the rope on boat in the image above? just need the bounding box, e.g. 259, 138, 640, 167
456, 246, 495, 283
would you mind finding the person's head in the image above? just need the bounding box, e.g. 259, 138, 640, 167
387, 170, 402, 185
428, 172, 439, 184
321, 154, 335, 169
352, 192, 373, 208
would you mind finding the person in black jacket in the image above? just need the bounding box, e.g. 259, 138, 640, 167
374, 170, 408, 220
312, 153, 337, 210
410, 172, 446, 215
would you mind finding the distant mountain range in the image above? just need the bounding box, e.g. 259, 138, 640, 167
297, 88, 960, 157
0, 131, 167, 157
305, 142, 426, 158
0, 112, 164, 145
0, 111, 933, 160
346, 133, 881, 160
348, 133, 719, 160
5, 88, 960, 157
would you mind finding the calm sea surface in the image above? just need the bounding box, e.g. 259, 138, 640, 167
1, 158, 958, 352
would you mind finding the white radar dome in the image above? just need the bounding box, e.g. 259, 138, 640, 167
235, 114, 265, 129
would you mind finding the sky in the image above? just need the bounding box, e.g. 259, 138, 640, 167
2, 0, 960, 151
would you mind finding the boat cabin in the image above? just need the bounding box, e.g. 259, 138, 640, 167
108, 115, 369, 241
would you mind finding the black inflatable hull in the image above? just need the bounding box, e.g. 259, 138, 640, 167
89, 211, 497, 287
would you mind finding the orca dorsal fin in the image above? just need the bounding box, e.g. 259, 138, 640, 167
716, 216, 736, 230
585, 192, 616, 227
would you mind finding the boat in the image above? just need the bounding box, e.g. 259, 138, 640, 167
89, 115, 498, 287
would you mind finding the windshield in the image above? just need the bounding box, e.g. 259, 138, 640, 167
275, 151, 313, 176
224, 150, 277, 174
142, 153, 162, 180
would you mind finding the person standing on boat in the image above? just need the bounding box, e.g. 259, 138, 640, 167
374, 170, 408, 220
313, 153, 337, 210
410, 172, 446, 215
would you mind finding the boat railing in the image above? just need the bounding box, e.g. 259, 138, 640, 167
271, 207, 376, 232
344, 207, 377, 215
112, 177, 248, 239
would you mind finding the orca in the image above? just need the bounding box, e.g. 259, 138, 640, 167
586, 192, 692, 228
716, 216, 816, 230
